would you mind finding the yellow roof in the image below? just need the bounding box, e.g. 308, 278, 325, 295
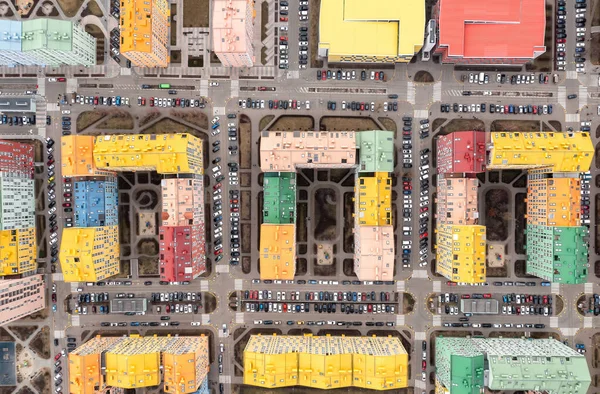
356, 173, 392, 226
488, 132, 593, 172
436, 224, 486, 283
0, 228, 36, 275
318, 0, 425, 59
61, 135, 114, 177
259, 224, 295, 280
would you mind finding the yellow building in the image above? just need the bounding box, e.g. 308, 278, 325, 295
59, 226, 120, 282
61, 136, 115, 177
0, 228, 36, 275
120, 0, 170, 67
526, 177, 581, 226
69, 335, 209, 394
487, 132, 593, 172
244, 334, 408, 390
259, 224, 295, 280
436, 224, 486, 283
318, 0, 425, 63
356, 173, 392, 226
93, 134, 203, 175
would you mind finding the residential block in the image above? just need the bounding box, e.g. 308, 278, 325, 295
74, 179, 118, 227
0, 228, 36, 275
212, 0, 255, 67
436, 131, 486, 174
0, 275, 44, 326
436, 224, 486, 283
259, 224, 295, 280
262, 172, 296, 225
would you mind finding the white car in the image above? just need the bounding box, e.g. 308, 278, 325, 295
577, 27, 587, 32
305, 101, 310, 110
383, 102, 388, 111
342, 101, 346, 110
209, 81, 220, 86
576, 42, 586, 47
468, 73, 474, 83
61, 110, 71, 114
48, 78, 57, 82
211, 116, 220, 125
370, 102, 375, 112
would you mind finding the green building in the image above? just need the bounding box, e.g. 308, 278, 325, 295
262, 172, 296, 224
436, 337, 591, 394
525, 224, 588, 284
356, 130, 394, 173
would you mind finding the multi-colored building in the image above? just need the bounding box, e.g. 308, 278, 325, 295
436, 132, 486, 283
212, 0, 255, 67
69, 335, 209, 394
355, 131, 394, 173
433, 0, 546, 65
437, 131, 486, 174
74, 179, 118, 227
0, 229, 36, 275
318, 0, 424, 63
61, 136, 114, 177
0, 19, 96, 66
487, 132, 593, 283
262, 173, 296, 224
60, 226, 120, 282
159, 178, 205, 282
435, 337, 591, 394
0, 275, 45, 326
244, 334, 408, 390
120, 0, 170, 67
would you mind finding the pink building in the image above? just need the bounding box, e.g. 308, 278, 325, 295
353, 226, 394, 281
436, 176, 479, 225
212, 0, 255, 67
260, 131, 357, 171
0, 274, 45, 326
160, 178, 205, 281
437, 131, 486, 175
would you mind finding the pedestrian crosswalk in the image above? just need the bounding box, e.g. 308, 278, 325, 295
433, 82, 442, 102
200, 280, 209, 292
231, 80, 239, 99
236, 313, 244, 324
567, 71, 578, 80
396, 281, 405, 292
200, 80, 208, 98
565, 113, 580, 123
406, 82, 416, 104
558, 86, 566, 108
579, 86, 588, 107
396, 315, 405, 326
444, 89, 465, 97
202, 314, 210, 324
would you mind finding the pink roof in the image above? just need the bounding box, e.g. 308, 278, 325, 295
354, 226, 394, 281
438, 0, 546, 58
212, 0, 253, 57
437, 131, 486, 174
0, 275, 44, 326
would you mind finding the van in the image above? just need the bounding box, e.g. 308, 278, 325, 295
421, 165, 429, 171
478, 72, 485, 84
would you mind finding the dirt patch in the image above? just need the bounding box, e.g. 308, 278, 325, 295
260, 1, 268, 41
170, 110, 208, 129
241, 191, 251, 221
242, 256, 251, 274
515, 193, 526, 254
138, 257, 158, 276
343, 192, 354, 253
313, 257, 336, 276
139, 111, 161, 127
314, 188, 337, 241
76, 110, 106, 132
438, 118, 484, 134
402, 293, 415, 313
309, 0, 323, 68
269, 115, 314, 131
97, 112, 134, 130
555, 295, 564, 315
414, 70, 434, 83
592, 33, 600, 65
320, 116, 380, 131
259, 115, 275, 131
84, 24, 105, 65
485, 188, 509, 242
56, 0, 83, 17
31, 368, 50, 394
432, 118, 447, 132
183, 0, 209, 27
82, 0, 103, 16
241, 223, 251, 254
239, 116, 252, 170
378, 117, 397, 133
29, 326, 50, 359
549, 120, 562, 131
141, 118, 193, 134
491, 120, 540, 132
297, 203, 307, 243
8, 326, 37, 341
240, 172, 251, 187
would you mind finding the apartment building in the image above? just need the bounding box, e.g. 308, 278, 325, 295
0, 275, 45, 326
212, 0, 255, 67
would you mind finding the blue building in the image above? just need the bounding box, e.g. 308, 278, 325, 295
74, 179, 118, 227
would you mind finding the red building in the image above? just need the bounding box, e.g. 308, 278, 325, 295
437, 131, 486, 174
433, 0, 546, 65
0, 140, 34, 178
159, 225, 204, 282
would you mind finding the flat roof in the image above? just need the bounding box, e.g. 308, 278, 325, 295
212, 0, 253, 54
438, 0, 546, 59
0, 21, 22, 52
319, 0, 425, 59
0, 342, 15, 386
21, 19, 73, 52
0, 97, 35, 112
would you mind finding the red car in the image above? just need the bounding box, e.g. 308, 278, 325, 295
420, 207, 428, 212
483, 294, 492, 299
64, 193, 71, 197
214, 182, 222, 190
446, 281, 457, 286
94, 97, 98, 105
52, 293, 57, 302
57, 77, 66, 82
403, 185, 412, 190
422, 360, 427, 370
461, 294, 471, 299
280, 17, 288, 21
141, 98, 146, 106
420, 232, 428, 239
54, 353, 62, 361
280, 36, 288, 41
150, 98, 154, 107
556, 38, 566, 43
214, 249, 223, 256
322, 70, 326, 81
367, 304, 372, 313
63, 203, 71, 207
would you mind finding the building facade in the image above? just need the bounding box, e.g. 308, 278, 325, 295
69, 335, 209, 394
437, 131, 486, 174
120, 0, 170, 67
212, 0, 255, 67
0, 275, 45, 326
435, 337, 591, 394
318, 0, 424, 63
433, 0, 545, 65
244, 334, 408, 390
74, 179, 119, 227
0, 19, 96, 66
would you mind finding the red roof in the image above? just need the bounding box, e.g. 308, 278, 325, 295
438, 0, 546, 59
437, 131, 486, 174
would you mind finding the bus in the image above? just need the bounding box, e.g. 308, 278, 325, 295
159, 83, 171, 89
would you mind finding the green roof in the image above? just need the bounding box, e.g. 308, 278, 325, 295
356, 130, 394, 173
436, 337, 591, 394
526, 224, 589, 284
21, 19, 73, 52
263, 172, 296, 224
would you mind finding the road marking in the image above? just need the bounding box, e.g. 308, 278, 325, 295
432, 281, 441, 293
414, 380, 425, 389
432, 315, 441, 327
433, 82, 442, 102
567, 71, 578, 80
235, 279, 243, 291
396, 281, 405, 292
561, 327, 578, 336
214, 106, 226, 116
231, 80, 239, 98
236, 313, 244, 324
200, 80, 208, 97
52, 273, 64, 282
54, 330, 65, 339
46, 103, 59, 112
579, 86, 588, 107
200, 280, 209, 292
216, 264, 230, 273
406, 81, 416, 104
551, 283, 560, 294
565, 113, 580, 123
202, 314, 210, 324
70, 283, 80, 293
286, 70, 299, 79
550, 317, 558, 328
415, 331, 426, 341
584, 283, 593, 294
71, 315, 80, 327
558, 86, 566, 108
37, 78, 45, 96
396, 315, 405, 326
219, 375, 232, 384
413, 109, 428, 119
120, 68, 132, 76
584, 317, 592, 328
412, 270, 428, 279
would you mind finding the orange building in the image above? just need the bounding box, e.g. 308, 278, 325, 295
526, 177, 581, 226
61, 136, 114, 177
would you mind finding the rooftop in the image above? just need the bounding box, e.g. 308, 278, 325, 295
354, 226, 394, 281
259, 224, 295, 280
318, 0, 425, 61
263, 172, 296, 225
356, 173, 392, 226
436, 176, 479, 225
437, 0, 546, 59
356, 130, 394, 173
437, 131, 486, 174
0, 20, 23, 52
21, 19, 73, 52
212, 0, 253, 54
